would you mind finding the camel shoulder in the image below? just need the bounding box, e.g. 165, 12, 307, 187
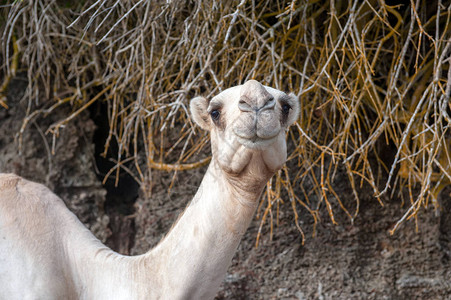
0, 173, 62, 212
0, 173, 22, 190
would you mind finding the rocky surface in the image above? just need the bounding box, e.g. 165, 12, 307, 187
0, 75, 109, 242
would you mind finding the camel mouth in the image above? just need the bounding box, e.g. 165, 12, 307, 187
235, 134, 279, 150
232, 114, 281, 150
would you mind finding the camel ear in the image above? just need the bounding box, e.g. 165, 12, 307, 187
190, 96, 211, 131
286, 93, 300, 126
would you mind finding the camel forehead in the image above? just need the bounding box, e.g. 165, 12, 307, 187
210, 84, 286, 107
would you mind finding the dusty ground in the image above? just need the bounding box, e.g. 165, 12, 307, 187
133, 168, 451, 300
1, 77, 450, 299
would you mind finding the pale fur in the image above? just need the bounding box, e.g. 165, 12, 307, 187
0, 80, 299, 299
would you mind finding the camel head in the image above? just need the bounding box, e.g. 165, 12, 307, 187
190, 80, 299, 185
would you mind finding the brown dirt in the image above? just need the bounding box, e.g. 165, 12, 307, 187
132, 162, 451, 300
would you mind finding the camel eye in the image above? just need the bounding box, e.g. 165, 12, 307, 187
282, 103, 291, 114
210, 110, 220, 121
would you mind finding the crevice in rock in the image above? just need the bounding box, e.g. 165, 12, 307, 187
90, 100, 139, 255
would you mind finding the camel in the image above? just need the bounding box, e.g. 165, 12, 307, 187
0, 80, 300, 299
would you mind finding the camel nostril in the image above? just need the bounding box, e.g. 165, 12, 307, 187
262, 97, 275, 110
238, 98, 253, 112
239, 96, 276, 113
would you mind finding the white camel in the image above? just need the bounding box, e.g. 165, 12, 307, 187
0, 80, 299, 299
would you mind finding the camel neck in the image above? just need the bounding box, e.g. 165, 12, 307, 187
144, 161, 265, 299
63, 161, 266, 299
